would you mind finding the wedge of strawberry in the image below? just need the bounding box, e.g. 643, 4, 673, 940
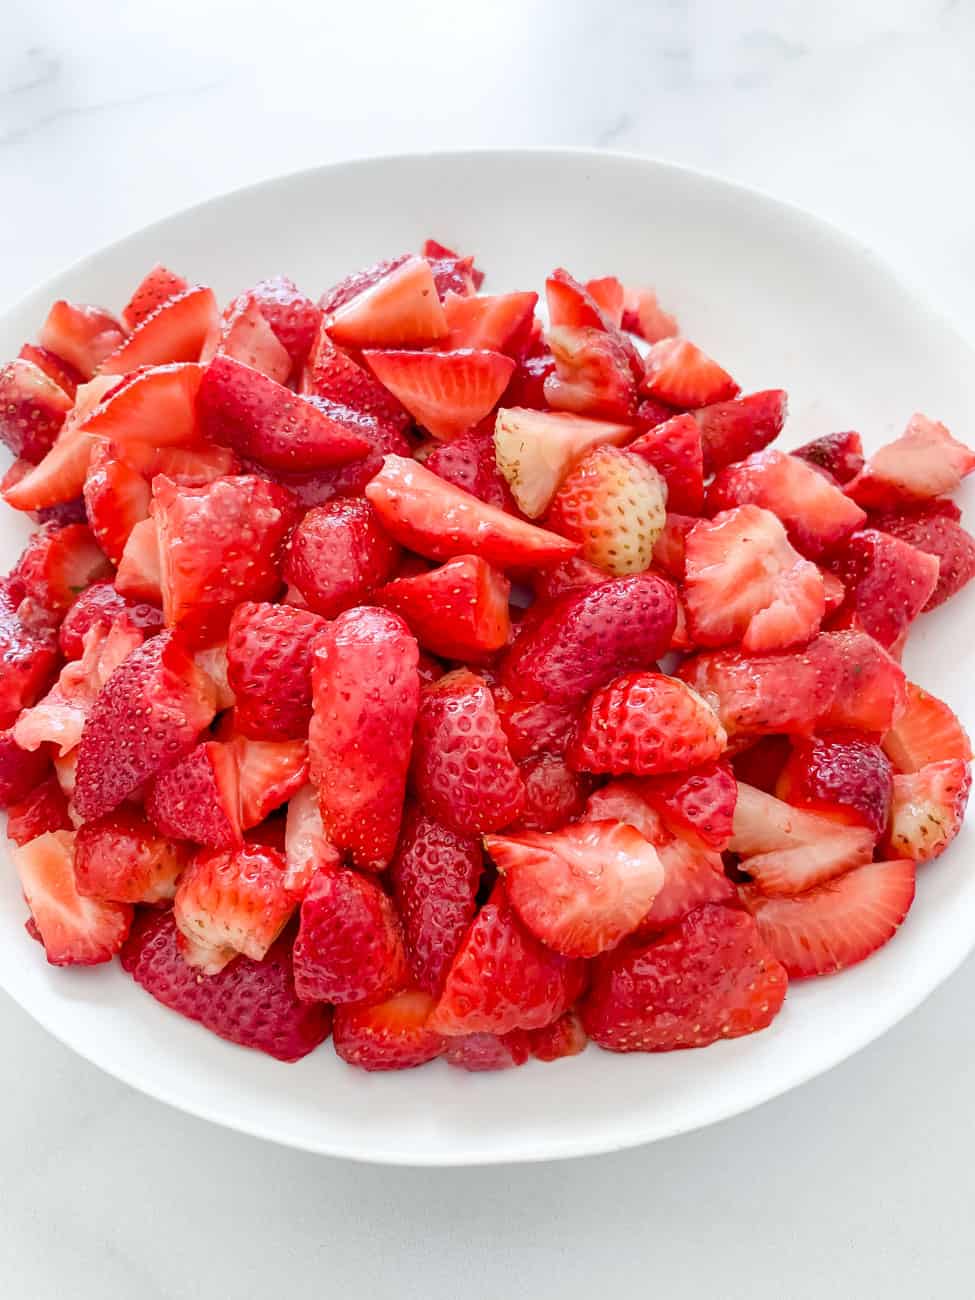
73, 807, 187, 904
650, 513, 695, 582
639, 761, 738, 849
775, 733, 893, 835
582, 903, 787, 1051
514, 753, 590, 831
544, 325, 638, 420
364, 454, 578, 568
0, 591, 60, 730
375, 554, 509, 661
283, 497, 399, 619
546, 268, 616, 331
412, 668, 525, 834
10, 521, 110, 616
882, 681, 972, 772
827, 528, 940, 648
203, 296, 293, 383
0, 728, 52, 808
441, 291, 537, 355
82, 442, 151, 564
424, 426, 516, 510
225, 731, 307, 830
325, 254, 447, 348
690, 390, 787, 473
173, 843, 294, 961
627, 413, 704, 514
885, 759, 971, 864
0, 359, 73, 462
122, 440, 239, 486
241, 274, 322, 371
5, 774, 72, 846
870, 508, 975, 611
583, 277, 624, 327
82, 361, 203, 450
283, 783, 337, 896
444, 1031, 531, 1071
121, 264, 189, 331
363, 348, 514, 441
146, 740, 241, 849
423, 238, 485, 289
115, 518, 162, 602
641, 338, 739, 409
428, 883, 585, 1036
620, 285, 677, 341
502, 348, 557, 410
226, 601, 326, 741
487, 820, 664, 958
301, 328, 411, 432
18, 344, 83, 398
39, 301, 127, 378
846, 413, 975, 509
332, 990, 445, 1071
493, 407, 633, 519
793, 430, 864, 484
98, 285, 217, 374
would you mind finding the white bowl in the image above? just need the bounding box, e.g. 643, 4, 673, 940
2, 150, 973, 1166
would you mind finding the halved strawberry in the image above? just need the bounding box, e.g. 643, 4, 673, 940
293, 864, 408, 1004
870, 508, 975, 611
115, 517, 162, 602
376, 554, 509, 661
0, 728, 51, 808
82, 442, 151, 564
775, 733, 894, 835
174, 843, 293, 961
332, 990, 445, 1071
283, 783, 338, 896
363, 348, 514, 441
202, 296, 292, 383
326, 254, 447, 348
17, 344, 82, 399
846, 413, 975, 509
0, 359, 73, 462
121, 264, 189, 331
493, 407, 632, 518
226, 600, 326, 741
584, 277, 624, 327
146, 739, 241, 849
570, 672, 726, 776
74, 806, 188, 903
693, 389, 788, 474
627, 412, 705, 514
582, 903, 787, 1051
82, 361, 204, 449
621, 285, 678, 342
443, 1030, 531, 1071
514, 753, 590, 831
545, 445, 666, 576
641, 338, 739, 408
827, 528, 939, 648
441, 290, 538, 354
544, 325, 638, 420
242, 274, 322, 370
684, 506, 825, 652
364, 454, 578, 568
283, 497, 399, 618
639, 762, 738, 849
97, 285, 217, 374
231, 733, 308, 829
39, 301, 127, 378
5, 774, 72, 846
793, 430, 864, 484
882, 681, 972, 772
885, 759, 971, 863
487, 820, 664, 957
10, 521, 110, 616
301, 327, 411, 432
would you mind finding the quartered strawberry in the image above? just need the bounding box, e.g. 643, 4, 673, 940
364, 454, 578, 568
121, 264, 190, 331
98, 285, 217, 374
422, 238, 486, 290
424, 426, 517, 511
376, 554, 510, 660
153, 474, 297, 645
292, 864, 408, 1004
620, 286, 678, 344
39, 301, 127, 378
628, 412, 705, 515
74, 806, 188, 903
793, 430, 864, 484
390, 806, 483, 996
443, 1031, 531, 1071
325, 254, 447, 348
412, 668, 525, 834
0, 728, 51, 808
493, 407, 632, 519
546, 268, 616, 331
641, 338, 739, 409
283, 497, 398, 619
544, 325, 638, 420
309, 606, 419, 870
639, 761, 738, 849
10, 521, 110, 616
846, 413, 975, 509
242, 274, 322, 371
301, 328, 411, 432
882, 681, 972, 772
582, 903, 787, 1051
121, 907, 330, 1061
684, 505, 825, 653
499, 573, 676, 702
584, 276, 624, 327
0, 587, 60, 729
693, 390, 788, 474
147, 739, 241, 849
741, 857, 916, 978
202, 296, 292, 383
332, 990, 445, 1071
17, 344, 83, 399
428, 883, 585, 1035
488, 819, 664, 957
885, 759, 971, 864
82, 361, 203, 450
82, 442, 151, 564
427, 255, 476, 299
775, 733, 893, 835
73, 629, 217, 821
514, 753, 591, 831
441, 290, 537, 354
5, 774, 72, 846
59, 581, 163, 660
227, 733, 307, 831
226, 600, 326, 740
320, 254, 412, 315
491, 685, 582, 761
870, 508, 975, 611
283, 783, 338, 896
0, 359, 73, 462
115, 518, 162, 602
545, 445, 667, 576
827, 528, 939, 648
174, 843, 293, 961
363, 348, 513, 442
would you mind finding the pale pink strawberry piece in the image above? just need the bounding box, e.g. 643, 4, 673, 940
74, 806, 189, 903
122, 264, 189, 331
0, 359, 73, 462
39, 301, 127, 378
174, 843, 294, 961
283, 497, 399, 618
641, 338, 739, 408
326, 254, 447, 348
284, 784, 339, 897
627, 412, 705, 515
544, 325, 638, 420
493, 407, 633, 518
882, 681, 972, 773
885, 759, 971, 863
146, 739, 241, 849
846, 413, 975, 509
97, 285, 218, 374
621, 285, 679, 342
332, 990, 445, 1071
115, 517, 162, 603
443, 1031, 531, 1071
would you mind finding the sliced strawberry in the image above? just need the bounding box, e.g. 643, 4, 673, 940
488, 820, 664, 957
584, 277, 624, 327
202, 296, 292, 383
885, 759, 971, 863
363, 348, 513, 442
301, 327, 411, 432
121, 441, 239, 485
491, 685, 582, 761
621, 285, 678, 342
174, 843, 293, 961
502, 349, 557, 410
846, 413, 975, 509
122, 264, 189, 331
793, 430, 864, 484
231, 734, 308, 829
82, 442, 151, 564
82, 361, 203, 449
153, 474, 297, 645
627, 412, 705, 515
641, 338, 738, 408
364, 454, 578, 568
243, 274, 321, 370
639, 762, 738, 849
17, 344, 83, 399
411, 428, 508, 512
325, 254, 447, 348
531, 555, 611, 603
870, 508, 975, 611
115, 517, 162, 603
544, 325, 638, 420
441, 290, 537, 354
0, 359, 73, 462
775, 733, 893, 835
413, 668, 525, 834
546, 268, 615, 331
97, 285, 217, 374
514, 753, 591, 831
146, 740, 241, 849
882, 681, 972, 772
651, 512, 696, 580
293, 864, 408, 1004
545, 445, 666, 576
427, 254, 476, 299
10, 522, 110, 616
0, 729, 52, 808
59, 581, 163, 660
121, 908, 330, 1061
827, 529, 939, 648
582, 903, 787, 1051
493, 407, 632, 518
443, 1031, 531, 1071
422, 238, 485, 290
283, 497, 398, 618
226, 600, 326, 740
284, 783, 338, 896
5, 774, 72, 846
375, 554, 510, 661
1, 421, 96, 513
332, 990, 445, 1071
74, 807, 188, 903
693, 389, 788, 474
39, 301, 127, 378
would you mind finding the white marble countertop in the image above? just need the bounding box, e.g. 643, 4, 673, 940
3, 2, 975, 1296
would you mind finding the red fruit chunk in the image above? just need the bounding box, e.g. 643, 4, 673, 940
59, 582, 162, 660
544, 325, 638, 420
502, 349, 557, 410
98, 285, 217, 374
301, 328, 411, 433
585, 277, 624, 327
74, 630, 216, 821
283, 498, 399, 618
422, 238, 486, 289
244, 274, 321, 370
621, 285, 678, 342
174, 843, 293, 961
628, 412, 705, 515
82, 361, 203, 450
203, 296, 292, 383
741, 858, 916, 978
233, 734, 308, 830
514, 753, 590, 831
5, 775, 72, 846
429, 884, 585, 1035
390, 807, 483, 996
365, 454, 578, 569
693, 390, 788, 474
828, 529, 939, 648
320, 254, 412, 315
0, 359, 72, 462
442, 290, 538, 354
499, 573, 676, 703
11, 522, 110, 616
846, 413, 975, 509
39, 301, 127, 378
121, 908, 330, 1061
822, 630, 908, 732
83, 442, 151, 564
326, 254, 447, 348
376, 554, 510, 661
882, 682, 972, 772
333, 990, 445, 1071
147, 740, 241, 849
0, 587, 60, 729
731, 735, 792, 793
582, 903, 787, 1051
17, 344, 82, 399
642, 338, 738, 408
651, 512, 695, 580
0, 729, 51, 808
153, 474, 296, 645
640, 761, 738, 850
444, 1031, 530, 1071
364, 348, 514, 442
283, 783, 338, 896
492, 685, 582, 761
572, 672, 726, 777
226, 601, 326, 740
493, 407, 632, 519
531, 555, 610, 603
74, 807, 187, 903
425, 425, 516, 511
885, 759, 971, 863
428, 254, 476, 299
122, 264, 189, 331
793, 430, 864, 484
776, 733, 893, 835
546, 268, 615, 331
870, 509, 975, 611
115, 518, 161, 603
413, 669, 525, 835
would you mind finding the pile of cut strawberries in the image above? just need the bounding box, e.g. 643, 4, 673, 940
0, 239, 972, 1073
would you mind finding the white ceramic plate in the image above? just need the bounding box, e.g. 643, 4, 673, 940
2, 150, 973, 1166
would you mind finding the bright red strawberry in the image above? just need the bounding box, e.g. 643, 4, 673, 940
584, 277, 624, 327
641, 338, 738, 408
283, 497, 398, 618
693, 390, 788, 474
153, 474, 297, 645
846, 413, 975, 509
531, 555, 611, 603
115, 518, 161, 603
422, 238, 485, 290
230, 733, 308, 829
174, 843, 293, 960
529, 1010, 588, 1061
870, 508, 975, 611
775, 733, 893, 835
650, 512, 696, 580
1, 421, 97, 513
639, 762, 738, 849
376, 554, 510, 661
621, 285, 678, 342
242, 274, 321, 370
82, 442, 151, 564
793, 430, 864, 484
627, 412, 705, 514
98, 285, 217, 374
39, 301, 127, 378
420, 426, 513, 511
292, 865, 408, 1004
365, 454, 578, 568
326, 254, 447, 348
491, 685, 582, 761
0, 587, 60, 728
885, 759, 971, 863
283, 783, 338, 896
74, 806, 188, 903
0, 359, 72, 462
493, 407, 632, 518
412, 668, 525, 834
390, 806, 483, 996
332, 990, 445, 1071
546, 268, 616, 331
882, 681, 972, 772
17, 344, 82, 399
514, 753, 590, 831
121, 907, 330, 1060
10, 521, 110, 616
0, 728, 51, 808
364, 348, 514, 441
309, 606, 419, 870
429, 883, 585, 1035
74, 630, 217, 821
821, 630, 908, 732
741, 858, 916, 978
6, 773, 71, 846
544, 325, 638, 420
827, 529, 939, 648
320, 254, 412, 314
226, 601, 327, 740
502, 349, 557, 410
202, 296, 292, 383
572, 672, 726, 776
582, 903, 787, 1051
301, 328, 411, 432
121, 264, 189, 331
443, 1031, 531, 1071
58, 581, 162, 660
442, 290, 538, 354
82, 361, 203, 450
147, 740, 241, 849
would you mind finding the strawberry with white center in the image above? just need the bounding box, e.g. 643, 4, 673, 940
39, 300, 127, 378
882, 681, 972, 772
885, 759, 971, 864
74, 807, 189, 904
97, 285, 218, 374
325, 254, 448, 348
846, 412, 975, 509
0, 359, 73, 463
376, 554, 511, 661
174, 842, 294, 961
641, 338, 739, 408
364, 348, 514, 441
543, 325, 638, 420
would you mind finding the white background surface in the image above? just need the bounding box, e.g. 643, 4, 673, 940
2, 1, 974, 1296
